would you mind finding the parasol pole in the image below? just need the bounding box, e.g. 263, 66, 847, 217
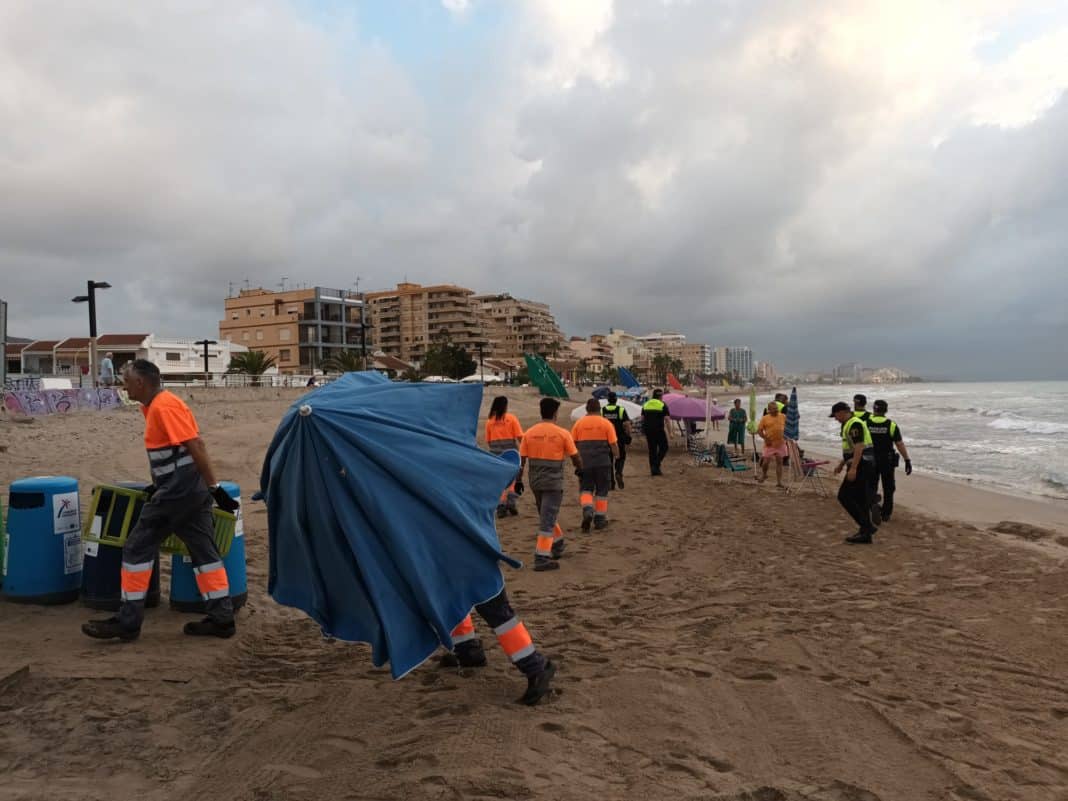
705, 381, 713, 449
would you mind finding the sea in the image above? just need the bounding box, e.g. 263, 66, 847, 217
752, 382, 1068, 502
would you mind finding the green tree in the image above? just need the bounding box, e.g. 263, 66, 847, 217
423, 342, 476, 380
668, 358, 684, 382
322, 349, 364, 374
227, 350, 276, 386
651, 354, 672, 385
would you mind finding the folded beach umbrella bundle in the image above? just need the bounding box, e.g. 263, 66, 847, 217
259, 371, 522, 679
785, 386, 800, 441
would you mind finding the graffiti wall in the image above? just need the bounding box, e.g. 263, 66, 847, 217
2, 388, 126, 416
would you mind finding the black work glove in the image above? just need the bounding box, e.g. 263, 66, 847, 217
514, 479, 524, 496
142, 484, 157, 499
210, 485, 240, 512
904, 459, 913, 476
574, 467, 584, 477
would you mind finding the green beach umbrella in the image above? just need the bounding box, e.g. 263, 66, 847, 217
746, 385, 757, 434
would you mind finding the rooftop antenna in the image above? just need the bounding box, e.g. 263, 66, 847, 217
228, 281, 235, 298
244, 277, 251, 290
279, 276, 288, 292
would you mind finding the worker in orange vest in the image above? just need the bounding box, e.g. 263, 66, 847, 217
485, 395, 524, 517
571, 398, 620, 531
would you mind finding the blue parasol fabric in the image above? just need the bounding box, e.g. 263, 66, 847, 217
260, 371, 522, 679
784, 386, 800, 441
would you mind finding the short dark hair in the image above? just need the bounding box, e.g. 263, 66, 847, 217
540, 397, 561, 419
586, 398, 600, 413
830, 401, 851, 417
652, 388, 663, 398
607, 392, 617, 403
873, 399, 888, 413
125, 359, 161, 386
853, 393, 867, 405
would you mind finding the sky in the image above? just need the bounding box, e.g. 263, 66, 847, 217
1, 0, 1067, 379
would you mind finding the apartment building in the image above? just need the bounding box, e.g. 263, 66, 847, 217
365, 282, 483, 365
473, 293, 566, 363
714, 346, 754, 381
219, 287, 367, 374
566, 335, 614, 374
635, 332, 711, 376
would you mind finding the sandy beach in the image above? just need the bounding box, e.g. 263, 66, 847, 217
2, 387, 1067, 801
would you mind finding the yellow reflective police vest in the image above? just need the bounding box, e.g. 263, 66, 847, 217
841, 416, 874, 460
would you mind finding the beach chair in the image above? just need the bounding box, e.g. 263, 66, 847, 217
686, 434, 715, 466
714, 443, 750, 482
785, 440, 831, 497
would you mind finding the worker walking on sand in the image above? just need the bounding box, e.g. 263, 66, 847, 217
831, 401, 879, 544
519, 397, 582, 572
485, 396, 524, 517
572, 398, 620, 531
641, 389, 671, 476
867, 399, 912, 522
83, 359, 240, 641
600, 392, 632, 489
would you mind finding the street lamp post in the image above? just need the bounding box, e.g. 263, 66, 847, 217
71, 280, 111, 387
194, 339, 217, 387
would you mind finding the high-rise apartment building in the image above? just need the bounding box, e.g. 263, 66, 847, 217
365, 282, 483, 365
633, 332, 711, 377
713, 346, 754, 381
472, 293, 566, 363
219, 287, 367, 374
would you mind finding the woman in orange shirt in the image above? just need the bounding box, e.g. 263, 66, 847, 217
756, 401, 788, 488
485, 396, 524, 517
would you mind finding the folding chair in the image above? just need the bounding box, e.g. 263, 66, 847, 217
714, 443, 751, 482
686, 434, 715, 466
785, 440, 831, 497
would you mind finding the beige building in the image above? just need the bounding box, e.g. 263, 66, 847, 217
472, 293, 566, 364
219, 287, 367, 374
365, 282, 483, 365
566, 336, 614, 375
635, 332, 710, 377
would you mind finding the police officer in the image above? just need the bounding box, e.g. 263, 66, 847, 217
641, 389, 671, 476
867, 399, 912, 522
830, 401, 878, 544
852, 393, 870, 421
601, 392, 632, 489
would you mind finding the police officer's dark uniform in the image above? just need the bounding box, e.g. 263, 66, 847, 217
867, 399, 912, 522
641, 390, 671, 476
601, 393, 631, 489
831, 401, 878, 543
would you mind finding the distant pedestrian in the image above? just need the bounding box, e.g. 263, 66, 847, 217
710, 398, 721, 431
867, 400, 912, 522
306, 376, 317, 388
641, 389, 671, 476
756, 401, 787, 487
99, 352, 115, 387
519, 397, 582, 572
727, 399, 748, 455
486, 396, 524, 517
831, 401, 878, 544
600, 392, 632, 489
571, 398, 619, 531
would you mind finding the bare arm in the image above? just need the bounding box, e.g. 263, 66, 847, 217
895, 439, 910, 460
570, 453, 583, 470
184, 437, 219, 487
610, 442, 620, 459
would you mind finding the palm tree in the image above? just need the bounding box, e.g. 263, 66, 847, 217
227, 350, 277, 387
322, 350, 364, 374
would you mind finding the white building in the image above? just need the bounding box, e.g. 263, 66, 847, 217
713, 346, 754, 381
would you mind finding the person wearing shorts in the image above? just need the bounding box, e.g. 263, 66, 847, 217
756, 401, 787, 487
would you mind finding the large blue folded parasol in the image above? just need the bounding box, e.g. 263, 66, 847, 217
785, 386, 800, 441
260, 371, 522, 679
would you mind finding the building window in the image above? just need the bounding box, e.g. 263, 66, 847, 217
246, 309, 251, 317
279, 349, 291, 362
260, 311, 266, 318
242, 332, 250, 341
255, 330, 264, 341
231, 313, 239, 320
165, 352, 181, 362
279, 328, 291, 341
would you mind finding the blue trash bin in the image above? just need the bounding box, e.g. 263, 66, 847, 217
80, 483, 161, 611
2, 476, 83, 604
170, 481, 247, 612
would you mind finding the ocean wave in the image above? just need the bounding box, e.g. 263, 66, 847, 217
987, 417, 1068, 435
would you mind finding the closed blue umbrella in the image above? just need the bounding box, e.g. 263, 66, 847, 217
260, 371, 522, 679
784, 386, 800, 441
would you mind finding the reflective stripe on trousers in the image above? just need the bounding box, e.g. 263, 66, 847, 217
595, 496, 608, 517
193, 560, 230, 600
535, 532, 554, 557
451, 614, 478, 644
121, 560, 154, 602
579, 491, 594, 510
494, 616, 536, 662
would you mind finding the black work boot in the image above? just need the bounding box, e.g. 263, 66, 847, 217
496, 504, 509, 519
615, 472, 625, 489
533, 555, 560, 572
183, 617, 237, 638
580, 508, 594, 533
845, 530, 874, 544
82, 617, 140, 642
594, 517, 608, 531
550, 539, 566, 559
440, 640, 487, 668
518, 660, 557, 706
